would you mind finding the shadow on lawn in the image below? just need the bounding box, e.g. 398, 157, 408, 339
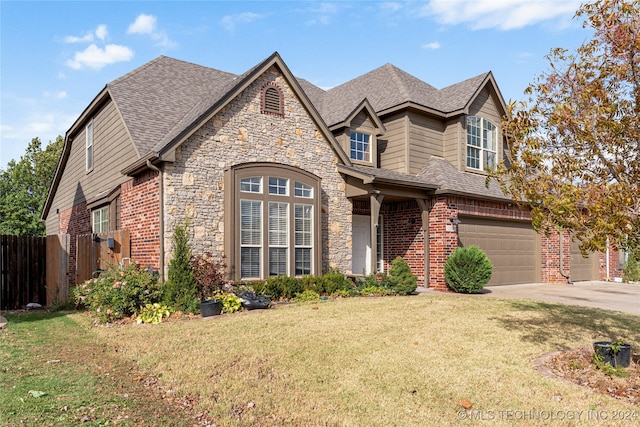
493, 300, 640, 349
1, 309, 75, 325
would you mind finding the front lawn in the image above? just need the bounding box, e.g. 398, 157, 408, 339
2, 295, 639, 426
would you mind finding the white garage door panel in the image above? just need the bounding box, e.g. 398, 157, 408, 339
458, 218, 539, 286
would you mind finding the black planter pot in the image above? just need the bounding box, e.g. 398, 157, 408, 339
593, 341, 632, 368
200, 299, 222, 317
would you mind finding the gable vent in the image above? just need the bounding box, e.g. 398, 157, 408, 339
261, 83, 284, 117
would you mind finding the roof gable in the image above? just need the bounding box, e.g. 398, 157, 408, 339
107, 56, 237, 158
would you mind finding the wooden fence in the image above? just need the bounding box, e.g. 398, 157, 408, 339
46, 234, 70, 306
0, 231, 130, 309
0, 235, 47, 310
76, 230, 131, 285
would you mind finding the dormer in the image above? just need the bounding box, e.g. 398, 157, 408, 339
329, 99, 385, 167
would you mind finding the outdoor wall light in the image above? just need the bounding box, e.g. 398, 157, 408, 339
449, 216, 462, 225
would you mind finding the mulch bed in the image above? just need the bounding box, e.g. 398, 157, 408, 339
540, 348, 639, 405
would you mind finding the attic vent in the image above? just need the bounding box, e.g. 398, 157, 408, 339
261, 83, 284, 117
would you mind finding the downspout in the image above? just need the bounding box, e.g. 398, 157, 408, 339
559, 231, 572, 284
146, 160, 165, 280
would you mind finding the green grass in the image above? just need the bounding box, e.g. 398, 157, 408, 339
2, 295, 639, 426
0, 311, 195, 427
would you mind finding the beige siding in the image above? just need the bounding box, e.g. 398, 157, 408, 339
443, 118, 463, 169
467, 88, 504, 166
407, 112, 444, 175
45, 99, 137, 234
379, 113, 408, 173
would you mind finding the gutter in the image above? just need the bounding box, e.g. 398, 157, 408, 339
145, 160, 165, 281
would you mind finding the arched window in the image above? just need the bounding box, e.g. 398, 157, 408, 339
261, 83, 284, 117
226, 163, 321, 280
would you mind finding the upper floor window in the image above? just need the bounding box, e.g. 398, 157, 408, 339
92, 206, 108, 233
86, 122, 94, 171
350, 131, 371, 162
466, 117, 496, 171
261, 83, 284, 117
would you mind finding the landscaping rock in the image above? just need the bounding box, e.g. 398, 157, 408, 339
0, 315, 7, 329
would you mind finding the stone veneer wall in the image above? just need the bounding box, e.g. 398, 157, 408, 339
58, 201, 91, 288
120, 171, 161, 270
163, 66, 352, 276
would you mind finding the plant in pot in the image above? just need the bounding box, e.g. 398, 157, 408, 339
191, 252, 226, 317
593, 339, 632, 368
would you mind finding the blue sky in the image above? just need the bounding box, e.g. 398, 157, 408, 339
0, 0, 592, 169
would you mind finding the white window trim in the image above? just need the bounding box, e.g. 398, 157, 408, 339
350, 131, 371, 163
92, 206, 108, 234
466, 116, 497, 171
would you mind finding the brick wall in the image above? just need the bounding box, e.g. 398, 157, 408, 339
120, 171, 161, 271
381, 201, 425, 285
427, 196, 460, 290
58, 202, 91, 287
540, 230, 571, 283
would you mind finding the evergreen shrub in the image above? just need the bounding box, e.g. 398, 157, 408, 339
444, 246, 493, 293
163, 223, 199, 313
388, 257, 418, 295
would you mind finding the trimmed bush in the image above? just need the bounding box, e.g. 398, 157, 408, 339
444, 246, 493, 293
73, 262, 162, 323
295, 289, 321, 302
258, 275, 304, 300
388, 257, 418, 295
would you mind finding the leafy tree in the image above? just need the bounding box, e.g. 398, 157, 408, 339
491, 0, 639, 253
0, 136, 63, 236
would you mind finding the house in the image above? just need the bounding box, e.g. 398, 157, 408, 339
42, 52, 619, 290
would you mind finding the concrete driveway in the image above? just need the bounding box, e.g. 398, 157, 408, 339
478, 281, 639, 315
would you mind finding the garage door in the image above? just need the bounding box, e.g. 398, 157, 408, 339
570, 238, 598, 281
458, 217, 539, 286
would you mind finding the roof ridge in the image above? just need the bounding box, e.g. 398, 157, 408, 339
385, 64, 412, 100
109, 56, 168, 86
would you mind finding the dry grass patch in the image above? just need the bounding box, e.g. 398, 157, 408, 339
93, 295, 639, 426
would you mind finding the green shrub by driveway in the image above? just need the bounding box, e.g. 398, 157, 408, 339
444, 245, 493, 293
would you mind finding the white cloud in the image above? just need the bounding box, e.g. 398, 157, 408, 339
422, 41, 441, 50
64, 24, 109, 44
66, 44, 134, 70
64, 33, 94, 43
127, 14, 177, 48
127, 14, 157, 34
220, 12, 261, 31
95, 24, 108, 40
305, 2, 339, 25
421, 0, 582, 30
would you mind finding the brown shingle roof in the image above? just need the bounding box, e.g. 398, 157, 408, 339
108, 56, 238, 157
417, 156, 508, 200
106, 55, 492, 159
309, 64, 490, 127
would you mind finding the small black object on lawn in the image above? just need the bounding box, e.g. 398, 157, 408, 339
240, 292, 271, 310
